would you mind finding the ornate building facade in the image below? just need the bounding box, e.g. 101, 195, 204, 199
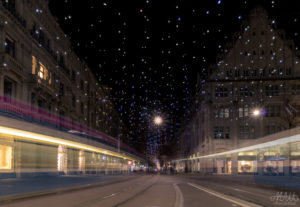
0, 0, 142, 178
179, 6, 300, 159
0, 0, 124, 138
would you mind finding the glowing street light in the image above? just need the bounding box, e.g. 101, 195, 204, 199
252, 109, 261, 117
154, 116, 163, 125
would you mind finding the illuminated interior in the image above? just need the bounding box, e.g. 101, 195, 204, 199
32, 56, 52, 84
0, 126, 139, 162
0, 145, 12, 170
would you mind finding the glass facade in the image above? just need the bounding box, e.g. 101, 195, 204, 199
0, 126, 142, 177
172, 133, 300, 177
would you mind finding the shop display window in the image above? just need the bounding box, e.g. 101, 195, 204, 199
290, 160, 300, 173
238, 160, 257, 173
264, 160, 283, 174
0, 145, 12, 170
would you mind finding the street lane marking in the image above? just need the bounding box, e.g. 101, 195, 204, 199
173, 183, 184, 207
231, 188, 255, 195
187, 183, 262, 207
103, 193, 117, 199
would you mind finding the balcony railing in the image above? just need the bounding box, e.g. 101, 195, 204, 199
2, 53, 23, 73
30, 29, 58, 62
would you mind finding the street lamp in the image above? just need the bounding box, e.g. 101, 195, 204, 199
252, 109, 261, 117
154, 116, 163, 125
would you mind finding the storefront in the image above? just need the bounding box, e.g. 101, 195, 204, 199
238, 151, 257, 174
263, 144, 290, 175
290, 141, 300, 176
213, 155, 232, 174
0, 144, 12, 171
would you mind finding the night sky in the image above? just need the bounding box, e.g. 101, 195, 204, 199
49, 0, 300, 153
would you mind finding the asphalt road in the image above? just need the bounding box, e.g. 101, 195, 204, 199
1, 175, 299, 207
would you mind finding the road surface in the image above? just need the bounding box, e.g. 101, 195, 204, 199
1, 174, 299, 207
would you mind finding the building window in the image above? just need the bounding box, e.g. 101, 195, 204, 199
226, 70, 232, 77
37, 98, 46, 110
32, 56, 51, 84
265, 85, 279, 96
215, 87, 228, 97
239, 126, 255, 139
265, 125, 281, 136
252, 70, 257, 77
72, 70, 76, 81
259, 68, 265, 76
80, 80, 84, 90
5, 37, 15, 58
4, 78, 16, 98
80, 102, 84, 114
265, 105, 280, 117
235, 70, 240, 77
72, 95, 76, 108
243, 70, 249, 77
38, 63, 45, 79
239, 87, 253, 97
59, 83, 64, 97
292, 85, 300, 95
239, 107, 249, 118
59, 111, 65, 118
32, 56, 37, 74
3, 0, 16, 11
0, 145, 12, 170
59, 55, 65, 67
286, 68, 292, 76
216, 107, 230, 118
214, 126, 230, 139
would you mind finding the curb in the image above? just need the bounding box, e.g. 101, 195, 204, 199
181, 174, 300, 193
0, 175, 140, 204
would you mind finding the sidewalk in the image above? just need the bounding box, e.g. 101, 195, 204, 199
176, 173, 300, 191
0, 174, 137, 201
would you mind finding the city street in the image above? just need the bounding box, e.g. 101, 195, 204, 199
1, 174, 298, 207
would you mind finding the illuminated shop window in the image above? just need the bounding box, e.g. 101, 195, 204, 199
238, 160, 257, 173
79, 150, 85, 171
291, 160, 300, 173
264, 160, 283, 174
0, 145, 12, 170
57, 145, 67, 172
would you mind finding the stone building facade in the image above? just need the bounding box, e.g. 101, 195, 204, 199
0, 0, 123, 138
179, 6, 300, 159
